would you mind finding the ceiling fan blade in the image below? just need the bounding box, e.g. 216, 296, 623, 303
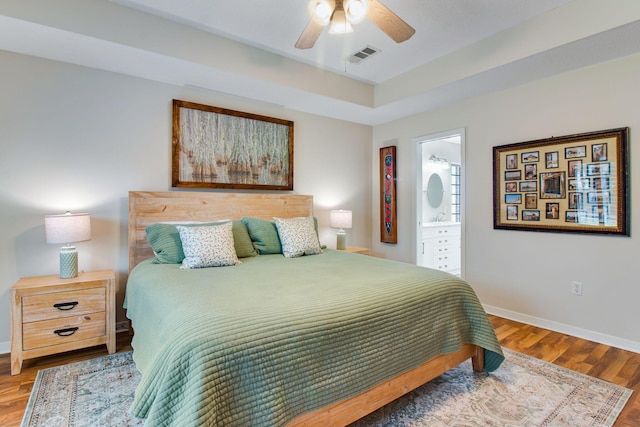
367, 0, 415, 43
295, 19, 325, 49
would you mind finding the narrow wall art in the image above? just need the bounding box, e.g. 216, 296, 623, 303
380, 146, 398, 243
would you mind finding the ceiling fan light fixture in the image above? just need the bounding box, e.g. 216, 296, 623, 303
309, 0, 334, 26
329, 8, 353, 34
296, 0, 414, 49
344, 0, 368, 24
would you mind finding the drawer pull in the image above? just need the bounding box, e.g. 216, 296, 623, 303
54, 327, 79, 337
53, 301, 78, 311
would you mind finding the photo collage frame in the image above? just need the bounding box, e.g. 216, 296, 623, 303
493, 128, 629, 235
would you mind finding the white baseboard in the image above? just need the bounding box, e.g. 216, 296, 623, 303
485, 304, 640, 354
0, 341, 9, 355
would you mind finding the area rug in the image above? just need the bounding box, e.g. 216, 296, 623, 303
22, 351, 142, 427
22, 348, 631, 427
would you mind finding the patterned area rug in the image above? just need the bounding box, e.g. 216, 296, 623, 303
22, 348, 631, 427
22, 351, 142, 427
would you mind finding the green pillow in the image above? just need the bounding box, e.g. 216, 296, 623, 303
146, 220, 257, 264
242, 217, 282, 254
231, 220, 258, 258
146, 223, 193, 264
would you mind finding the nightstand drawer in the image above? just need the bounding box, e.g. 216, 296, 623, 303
22, 311, 106, 350
22, 287, 106, 323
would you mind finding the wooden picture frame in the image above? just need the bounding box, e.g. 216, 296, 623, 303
380, 146, 398, 244
172, 99, 294, 190
493, 127, 629, 235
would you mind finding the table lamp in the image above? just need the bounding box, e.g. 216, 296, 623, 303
45, 212, 91, 278
330, 210, 352, 250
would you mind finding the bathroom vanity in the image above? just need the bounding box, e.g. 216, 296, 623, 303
421, 222, 461, 276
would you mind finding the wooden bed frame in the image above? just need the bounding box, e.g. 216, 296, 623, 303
128, 190, 483, 426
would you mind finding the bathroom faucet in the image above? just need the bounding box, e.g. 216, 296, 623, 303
435, 212, 446, 222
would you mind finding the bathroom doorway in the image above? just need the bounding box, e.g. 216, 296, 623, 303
415, 129, 464, 276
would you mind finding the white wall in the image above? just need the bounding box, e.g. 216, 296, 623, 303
372, 53, 640, 351
0, 51, 372, 351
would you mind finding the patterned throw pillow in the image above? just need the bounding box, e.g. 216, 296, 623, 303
146, 220, 256, 263
176, 222, 241, 268
274, 217, 323, 258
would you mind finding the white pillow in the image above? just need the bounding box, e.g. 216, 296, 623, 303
176, 222, 240, 268
274, 216, 322, 258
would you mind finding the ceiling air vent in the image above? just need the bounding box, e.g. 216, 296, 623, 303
348, 45, 381, 64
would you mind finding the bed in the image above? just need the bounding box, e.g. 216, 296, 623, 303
125, 190, 504, 426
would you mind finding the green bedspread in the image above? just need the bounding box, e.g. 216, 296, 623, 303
124, 250, 503, 426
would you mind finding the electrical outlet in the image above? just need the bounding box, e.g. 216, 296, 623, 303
571, 281, 583, 296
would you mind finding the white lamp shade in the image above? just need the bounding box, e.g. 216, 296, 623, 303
330, 210, 352, 229
309, 0, 333, 25
45, 212, 91, 244
329, 9, 354, 34
345, 0, 368, 24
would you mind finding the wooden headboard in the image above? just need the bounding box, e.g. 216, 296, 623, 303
128, 191, 314, 272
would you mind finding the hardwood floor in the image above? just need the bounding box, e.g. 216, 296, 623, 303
0, 317, 638, 426
489, 315, 640, 426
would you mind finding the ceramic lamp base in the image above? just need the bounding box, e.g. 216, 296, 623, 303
336, 231, 346, 250
59, 246, 78, 279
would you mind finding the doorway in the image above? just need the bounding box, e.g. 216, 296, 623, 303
415, 129, 464, 276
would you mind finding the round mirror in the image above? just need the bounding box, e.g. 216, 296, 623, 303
426, 173, 444, 208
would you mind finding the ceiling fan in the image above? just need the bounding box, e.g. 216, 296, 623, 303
295, 0, 415, 49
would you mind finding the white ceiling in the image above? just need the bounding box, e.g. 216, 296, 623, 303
2, 1, 640, 125
112, 0, 572, 84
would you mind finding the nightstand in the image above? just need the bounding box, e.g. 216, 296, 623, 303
10, 270, 115, 375
344, 246, 371, 255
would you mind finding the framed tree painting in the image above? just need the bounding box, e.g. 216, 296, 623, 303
493, 127, 629, 235
172, 99, 294, 190
380, 146, 398, 243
